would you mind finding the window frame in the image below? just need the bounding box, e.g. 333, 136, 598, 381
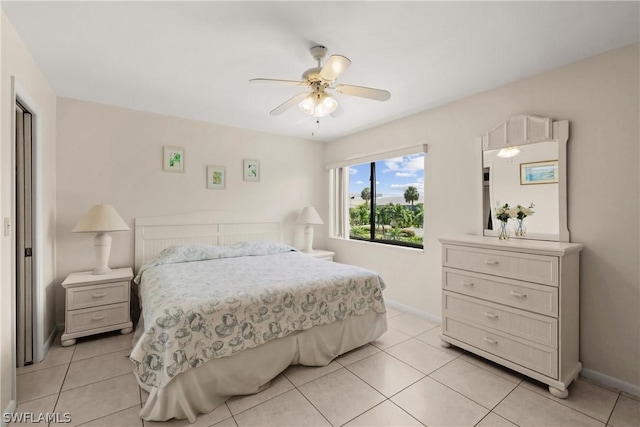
327, 145, 427, 250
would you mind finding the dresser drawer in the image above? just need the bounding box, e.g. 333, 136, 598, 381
443, 245, 558, 286
67, 281, 129, 310
443, 268, 558, 316
443, 291, 557, 347
443, 317, 557, 378
66, 302, 130, 334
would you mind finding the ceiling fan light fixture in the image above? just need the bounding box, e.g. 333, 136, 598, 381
298, 95, 315, 115
497, 146, 521, 158
315, 94, 338, 117
298, 92, 338, 118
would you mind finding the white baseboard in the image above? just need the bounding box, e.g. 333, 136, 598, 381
2, 399, 16, 427
581, 368, 640, 397
39, 326, 58, 362
384, 299, 441, 325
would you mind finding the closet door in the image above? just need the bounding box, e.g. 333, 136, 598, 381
16, 102, 34, 367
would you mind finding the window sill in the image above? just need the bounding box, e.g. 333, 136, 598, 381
328, 236, 424, 253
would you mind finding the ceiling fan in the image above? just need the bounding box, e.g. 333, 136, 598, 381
250, 45, 391, 118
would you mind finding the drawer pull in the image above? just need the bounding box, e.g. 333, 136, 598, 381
510, 291, 528, 298
484, 259, 499, 265
92, 292, 107, 298
484, 336, 498, 345
462, 280, 474, 287
483, 312, 499, 319
91, 315, 106, 321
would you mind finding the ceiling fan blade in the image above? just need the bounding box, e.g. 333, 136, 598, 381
319, 55, 351, 81
270, 92, 310, 116
336, 84, 391, 101
250, 78, 305, 86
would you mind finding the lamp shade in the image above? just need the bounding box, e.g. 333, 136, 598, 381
295, 206, 324, 225
72, 203, 130, 233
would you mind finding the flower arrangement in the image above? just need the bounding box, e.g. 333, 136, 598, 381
495, 204, 515, 223
514, 203, 535, 220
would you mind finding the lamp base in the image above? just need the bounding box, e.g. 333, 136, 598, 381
92, 232, 112, 275
92, 267, 112, 275
302, 225, 314, 253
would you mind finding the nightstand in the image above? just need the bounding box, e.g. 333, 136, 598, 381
61, 267, 134, 347
303, 249, 335, 261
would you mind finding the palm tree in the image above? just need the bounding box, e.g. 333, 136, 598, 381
404, 186, 420, 205
412, 203, 424, 228
389, 203, 412, 229
361, 187, 371, 208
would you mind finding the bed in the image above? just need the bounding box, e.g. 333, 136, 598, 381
130, 211, 388, 422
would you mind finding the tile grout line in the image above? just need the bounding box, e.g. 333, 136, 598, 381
226, 377, 295, 418
57, 370, 134, 394
456, 355, 523, 385
75, 404, 142, 427
380, 341, 462, 377
520, 379, 621, 424
342, 357, 427, 401
604, 392, 622, 426
295, 382, 336, 427
474, 379, 523, 426
337, 399, 390, 427
387, 399, 427, 426
49, 337, 75, 427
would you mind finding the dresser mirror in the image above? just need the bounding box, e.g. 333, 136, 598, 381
481, 115, 570, 242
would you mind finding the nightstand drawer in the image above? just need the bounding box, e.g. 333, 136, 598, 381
443, 291, 557, 347
443, 268, 558, 316
67, 281, 129, 310
443, 245, 558, 286
66, 302, 130, 334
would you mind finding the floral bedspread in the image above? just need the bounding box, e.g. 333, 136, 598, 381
130, 241, 386, 388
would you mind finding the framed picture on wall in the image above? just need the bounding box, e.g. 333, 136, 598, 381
206, 165, 226, 190
163, 146, 185, 173
520, 160, 558, 185
243, 159, 260, 182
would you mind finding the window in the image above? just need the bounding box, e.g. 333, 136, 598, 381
329, 147, 425, 249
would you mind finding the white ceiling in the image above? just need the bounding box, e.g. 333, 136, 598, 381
3, 1, 639, 142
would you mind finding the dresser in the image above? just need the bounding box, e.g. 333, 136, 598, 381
61, 267, 134, 347
439, 236, 582, 398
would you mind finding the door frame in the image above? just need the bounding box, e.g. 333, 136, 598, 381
10, 78, 46, 400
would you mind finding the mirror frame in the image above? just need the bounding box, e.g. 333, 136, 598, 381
478, 115, 570, 242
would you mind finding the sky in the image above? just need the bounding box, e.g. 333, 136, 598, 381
349, 154, 424, 201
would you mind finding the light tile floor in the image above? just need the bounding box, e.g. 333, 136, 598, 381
14, 308, 640, 427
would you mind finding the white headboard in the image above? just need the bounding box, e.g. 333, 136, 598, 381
134, 211, 282, 272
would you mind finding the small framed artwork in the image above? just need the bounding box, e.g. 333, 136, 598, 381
243, 159, 260, 182
520, 160, 558, 185
163, 146, 185, 173
206, 165, 226, 190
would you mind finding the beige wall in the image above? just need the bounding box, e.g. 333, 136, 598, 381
325, 43, 640, 391
0, 11, 57, 416
55, 98, 327, 323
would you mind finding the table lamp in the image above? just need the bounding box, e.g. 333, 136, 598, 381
295, 206, 324, 253
72, 203, 130, 274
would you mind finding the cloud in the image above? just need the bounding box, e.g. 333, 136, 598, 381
349, 167, 358, 175
354, 180, 364, 185
381, 154, 424, 177
390, 181, 424, 192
